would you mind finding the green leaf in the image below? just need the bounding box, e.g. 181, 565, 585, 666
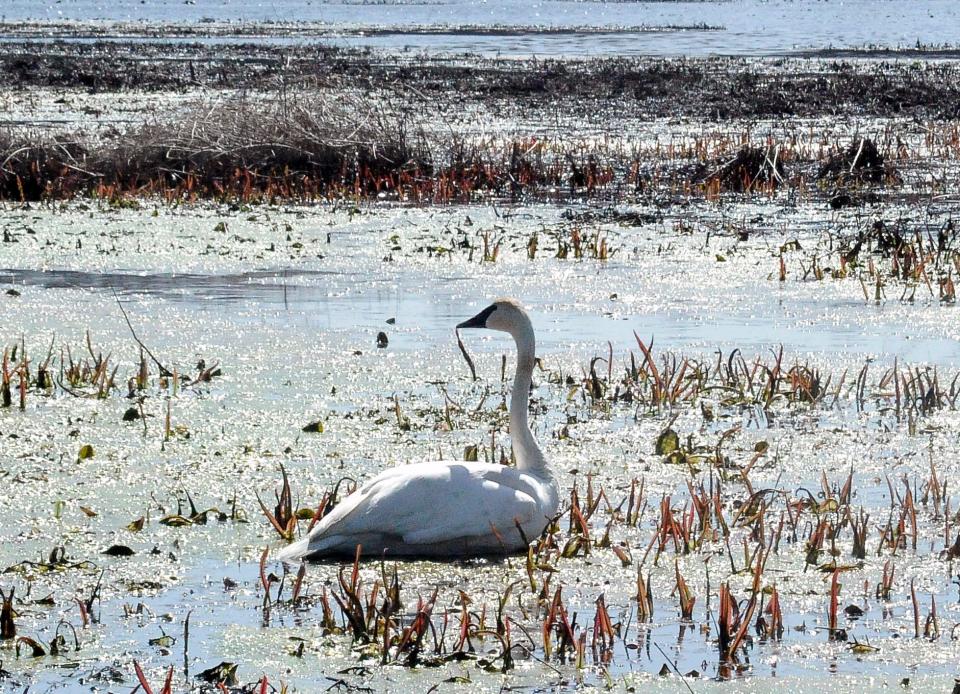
77, 444, 95, 461
302, 420, 324, 434
149, 634, 176, 648
817, 499, 839, 514
655, 428, 679, 456
849, 642, 879, 655
159, 515, 193, 527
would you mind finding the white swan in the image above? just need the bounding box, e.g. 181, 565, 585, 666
278, 298, 559, 560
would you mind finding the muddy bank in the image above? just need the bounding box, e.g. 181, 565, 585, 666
3, 40, 960, 119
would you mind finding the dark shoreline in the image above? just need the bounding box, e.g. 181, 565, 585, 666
0, 21, 726, 40
2, 39, 960, 120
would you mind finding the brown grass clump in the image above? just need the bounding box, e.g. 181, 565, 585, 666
0, 92, 426, 202
0, 130, 89, 199
818, 137, 894, 185
705, 145, 785, 193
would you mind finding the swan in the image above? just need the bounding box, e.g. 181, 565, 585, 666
278, 298, 559, 561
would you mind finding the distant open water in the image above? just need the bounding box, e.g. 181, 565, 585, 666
2, 0, 959, 57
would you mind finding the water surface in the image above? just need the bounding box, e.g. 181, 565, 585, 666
4, 0, 959, 57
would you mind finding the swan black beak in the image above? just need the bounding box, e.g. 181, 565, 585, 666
457, 303, 496, 329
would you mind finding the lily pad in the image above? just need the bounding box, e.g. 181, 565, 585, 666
159, 515, 193, 527
655, 428, 680, 456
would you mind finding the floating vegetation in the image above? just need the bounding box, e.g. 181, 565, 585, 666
0, 330, 221, 413
704, 145, 786, 195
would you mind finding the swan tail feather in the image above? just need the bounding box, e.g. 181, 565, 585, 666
277, 533, 365, 562
276, 536, 310, 563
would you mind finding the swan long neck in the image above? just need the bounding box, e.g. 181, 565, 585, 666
509, 321, 548, 475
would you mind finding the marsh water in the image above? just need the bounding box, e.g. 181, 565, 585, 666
4, 0, 960, 56
2, 0, 960, 690
3, 196, 960, 690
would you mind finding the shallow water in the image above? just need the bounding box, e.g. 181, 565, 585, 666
2, 1, 960, 687
3, 198, 960, 690
0, 207, 960, 365
4, 0, 960, 56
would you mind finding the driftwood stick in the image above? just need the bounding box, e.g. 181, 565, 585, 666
112, 287, 172, 377
456, 327, 478, 381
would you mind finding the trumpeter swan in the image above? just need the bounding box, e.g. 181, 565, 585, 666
278, 298, 559, 560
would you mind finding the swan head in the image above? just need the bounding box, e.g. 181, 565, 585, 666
457, 298, 531, 335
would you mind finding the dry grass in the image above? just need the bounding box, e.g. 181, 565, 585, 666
0, 92, 426, 202
6, 89, 954, 204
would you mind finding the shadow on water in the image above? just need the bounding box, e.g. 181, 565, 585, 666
0, 267, 343, 303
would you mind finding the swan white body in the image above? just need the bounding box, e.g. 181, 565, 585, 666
278, 299, 559, 561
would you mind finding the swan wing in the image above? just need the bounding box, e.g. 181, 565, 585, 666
286, 462, 544, 557
397, 465, 542, 545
